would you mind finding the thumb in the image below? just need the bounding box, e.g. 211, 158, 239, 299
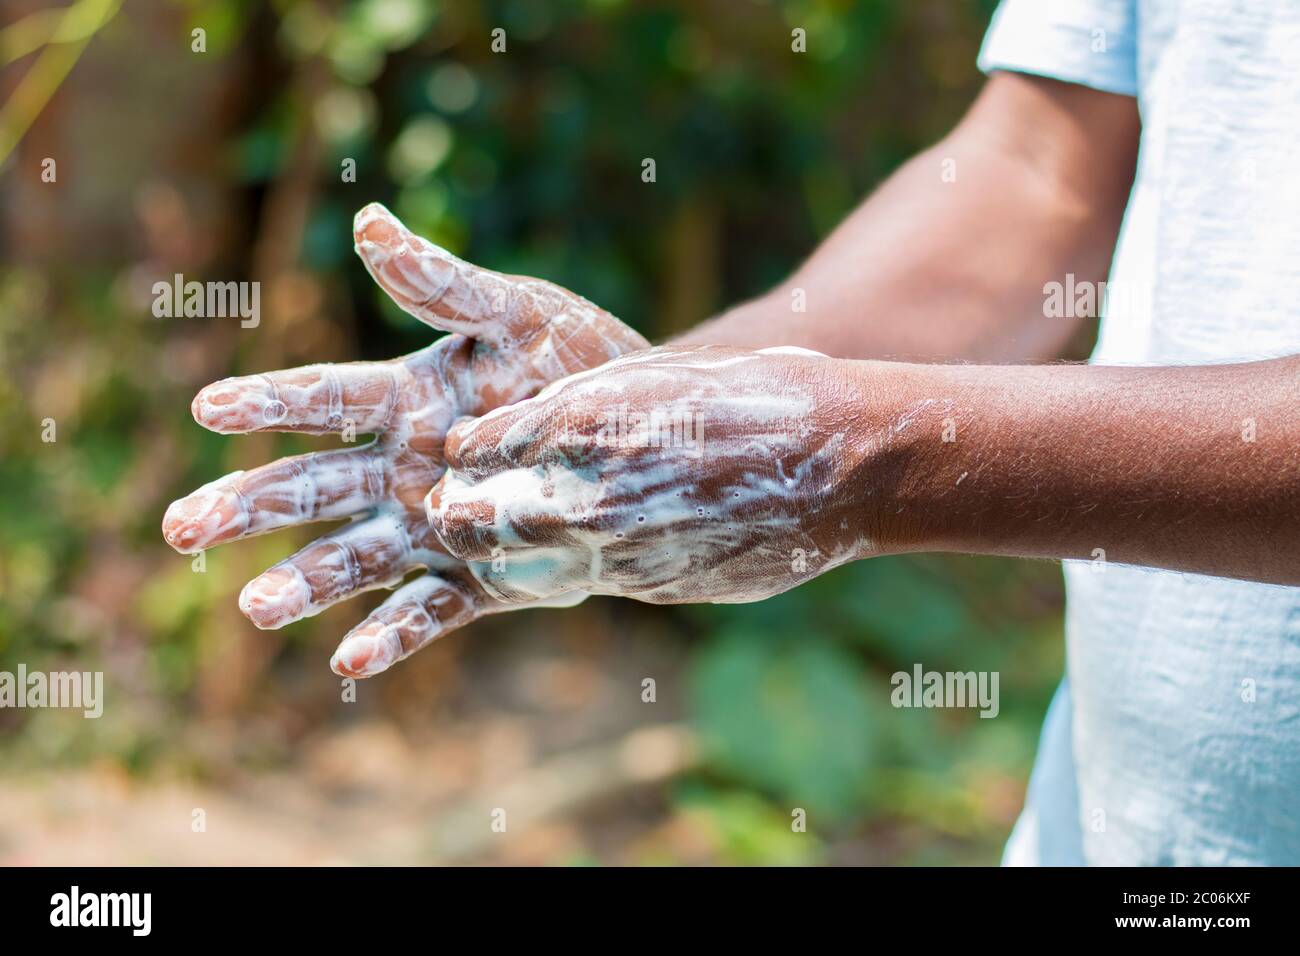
353, 202, 606, 350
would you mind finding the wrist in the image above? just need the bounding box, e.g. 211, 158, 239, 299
827, 359, 968, 557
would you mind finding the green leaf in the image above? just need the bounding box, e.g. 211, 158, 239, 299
689, 632, 878, 823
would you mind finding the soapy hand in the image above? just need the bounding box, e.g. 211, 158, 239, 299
162, 204, 648, 677
426, 346, 886, 605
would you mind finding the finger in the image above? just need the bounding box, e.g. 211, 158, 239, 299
239, 511, 434, 630
442, 401, 549, 479
329, 572, 492, 678
162, 444, 400, 553
426, 465, 602, 564
423, 470, 503, 562
353, 202, 609, 350
191, 360, 409, 435
444, 365, 647, 477
329, 571, 590, 678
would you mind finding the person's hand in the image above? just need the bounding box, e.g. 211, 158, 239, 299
426, 345, 896, 605
162, 204, 648, 677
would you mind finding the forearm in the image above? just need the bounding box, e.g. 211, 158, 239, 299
854, 355, 1300, 585
675, 74, 1139, 363
426, 345, 1298, 607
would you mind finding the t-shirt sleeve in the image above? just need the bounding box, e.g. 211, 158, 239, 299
977, 0, 1138, 98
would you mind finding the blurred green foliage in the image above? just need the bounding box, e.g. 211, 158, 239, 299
0, 0, 1063, 865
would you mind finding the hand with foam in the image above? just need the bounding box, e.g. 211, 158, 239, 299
426, 345, 892, 606
162, 204, 647, 677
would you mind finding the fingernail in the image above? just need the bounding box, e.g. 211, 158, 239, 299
192, 380, 241, 426
192, 379, 280, 433
239, 567, 311, 629
162, 484, 241, 553
330, 626, 401, 678
200, 381, 241, 407
353, 203, 399, 248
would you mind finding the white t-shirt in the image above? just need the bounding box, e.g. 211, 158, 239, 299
978, 0, 1300, 865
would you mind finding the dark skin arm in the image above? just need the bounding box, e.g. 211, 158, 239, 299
869, 354, 1300, 585
426, 76, 1298, 606
676, 72, 1141, 362
426, 348, 1300, 608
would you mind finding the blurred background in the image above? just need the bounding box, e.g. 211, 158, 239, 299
0, 0, 1068, 865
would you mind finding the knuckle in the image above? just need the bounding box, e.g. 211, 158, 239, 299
437, 498, 494, 560
444, 422, 478, 467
